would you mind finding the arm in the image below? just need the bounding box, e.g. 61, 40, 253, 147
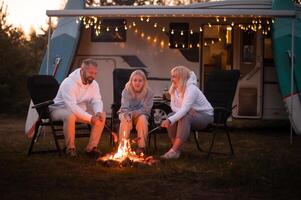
61, 82, 92, 122
168, 85, 198, 124
90, 83, 103, 114
119, 89, 130, 114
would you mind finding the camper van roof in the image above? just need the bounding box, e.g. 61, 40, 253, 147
46, 0, 297, 18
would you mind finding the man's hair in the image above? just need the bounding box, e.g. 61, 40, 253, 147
81, 58, 98, 68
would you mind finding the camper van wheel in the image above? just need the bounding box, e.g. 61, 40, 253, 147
151, 103, 172, 127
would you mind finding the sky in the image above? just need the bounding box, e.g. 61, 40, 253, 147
3, 0, 66, 35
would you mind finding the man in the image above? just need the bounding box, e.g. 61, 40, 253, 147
50, 59, 106, 157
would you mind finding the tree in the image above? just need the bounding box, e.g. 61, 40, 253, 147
0, 2, 48, 115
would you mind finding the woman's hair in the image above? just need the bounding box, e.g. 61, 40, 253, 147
124, 70, 148, 98
168, 66, 191, 96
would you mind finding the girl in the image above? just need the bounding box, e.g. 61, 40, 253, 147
118, 70, 154, 154
161, 66, 214, 159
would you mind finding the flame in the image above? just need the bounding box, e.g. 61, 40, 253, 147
98, 131, 144, 163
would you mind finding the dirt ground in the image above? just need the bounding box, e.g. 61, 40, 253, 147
0, 115, 300, 200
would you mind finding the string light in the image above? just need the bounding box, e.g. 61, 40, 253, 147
76, 16, 274, 48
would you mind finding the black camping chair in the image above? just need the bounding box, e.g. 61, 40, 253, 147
110, 68, 158, 149
193, 70, 240, 158
27, 75, 91, 156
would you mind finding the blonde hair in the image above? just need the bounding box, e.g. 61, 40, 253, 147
169, 66, 191, 97
124, 70, 148, 98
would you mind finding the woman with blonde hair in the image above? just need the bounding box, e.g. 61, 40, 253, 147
118, 70, 154, 154
160, 66, 213, 159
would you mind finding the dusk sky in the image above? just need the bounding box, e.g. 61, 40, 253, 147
4, 0, 66, 35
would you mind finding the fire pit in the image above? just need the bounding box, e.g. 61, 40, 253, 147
97, 134, 160, 167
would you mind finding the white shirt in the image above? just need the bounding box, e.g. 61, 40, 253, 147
168, 72, 213, 125
50, 68, 103, 122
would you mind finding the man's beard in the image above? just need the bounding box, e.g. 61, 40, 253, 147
85, 77, 93, 84
83, 72, 94, 84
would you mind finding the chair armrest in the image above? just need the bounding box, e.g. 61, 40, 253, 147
214, 107, 231, 115
32, 100, 54, 109
213, 107, 232, 124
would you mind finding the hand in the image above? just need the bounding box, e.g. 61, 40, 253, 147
95, 112, 105, 122
91, 112, 105, 125
161, 119, 170, 128
119, 112, 132, 122
91, 115, 101, 126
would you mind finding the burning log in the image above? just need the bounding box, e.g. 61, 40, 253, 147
97, 131, 160, 167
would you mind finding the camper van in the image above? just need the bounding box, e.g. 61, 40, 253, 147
26, 0, 301, 135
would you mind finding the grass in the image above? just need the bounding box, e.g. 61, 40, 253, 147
0, 116, 301, 200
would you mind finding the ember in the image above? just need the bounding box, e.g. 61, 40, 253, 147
97, 133, 159, 167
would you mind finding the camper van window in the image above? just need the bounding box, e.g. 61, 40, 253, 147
203, 25, 233, 81
169, 23, 189, 49
263, 33, 274, 65
91, 19, 126, 42
241, 31, 256, 63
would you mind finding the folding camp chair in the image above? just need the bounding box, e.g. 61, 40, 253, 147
110, 68, 158, 149
27, 75, 91, 156
193, 70, 240, 158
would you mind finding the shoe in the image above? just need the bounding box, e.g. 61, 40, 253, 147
160, 148, 181, 159
135, 147, 145, 155
66, 148, 77, 157
86, 147, 101, 158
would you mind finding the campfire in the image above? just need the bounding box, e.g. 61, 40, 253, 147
97, 132, 159, 167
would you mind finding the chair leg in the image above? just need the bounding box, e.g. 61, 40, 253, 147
193, 131, 205, 152
153, 133, 157, 150
224, 125, 234, 155
110, 117, 114, 147
207, 130, 217, 158
27, 124, 40, 156
50, 126, 62, 155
